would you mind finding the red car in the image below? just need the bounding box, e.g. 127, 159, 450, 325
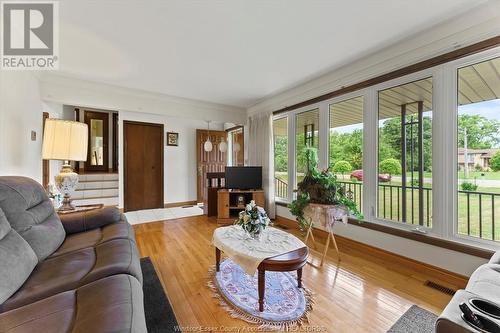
350, 170, 391, 182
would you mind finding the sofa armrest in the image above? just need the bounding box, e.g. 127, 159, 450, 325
59, 207, 124, 234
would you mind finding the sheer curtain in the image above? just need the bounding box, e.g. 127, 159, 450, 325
248, 112, 275, 218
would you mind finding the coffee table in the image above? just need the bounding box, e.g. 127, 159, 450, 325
215, 246, 309, 312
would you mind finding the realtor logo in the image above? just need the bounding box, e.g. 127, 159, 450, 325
1, 1, 58, 70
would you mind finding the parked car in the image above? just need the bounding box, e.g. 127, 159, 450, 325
350, 169, 391, 182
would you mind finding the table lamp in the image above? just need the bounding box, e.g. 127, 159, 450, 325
42, 119, 88, 211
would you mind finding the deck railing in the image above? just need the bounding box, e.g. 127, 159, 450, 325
275, 177, 288, 198
276, 177, 500, 242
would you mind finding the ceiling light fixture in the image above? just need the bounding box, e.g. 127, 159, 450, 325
204, 120, 213, 152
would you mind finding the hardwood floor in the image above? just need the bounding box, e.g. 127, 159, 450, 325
133, 215, 456, 332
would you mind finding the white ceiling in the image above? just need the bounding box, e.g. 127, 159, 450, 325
58, 0, 487, 108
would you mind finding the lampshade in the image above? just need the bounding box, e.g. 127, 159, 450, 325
204, 139, 213, 152
42, 119, 88, 161
219, 139, 227, 153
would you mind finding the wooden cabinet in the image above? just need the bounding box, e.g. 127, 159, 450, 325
217, 191, 230, 219
217, 190, 266, 224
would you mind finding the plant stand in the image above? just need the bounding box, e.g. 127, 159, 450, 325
304, 203, 347, 266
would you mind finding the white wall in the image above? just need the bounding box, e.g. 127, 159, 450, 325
276, 205, 487, 276
0, 72, 43, 181
118, 110, 224, 208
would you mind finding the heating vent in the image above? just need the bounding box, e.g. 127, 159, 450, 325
424, 280, 456, 295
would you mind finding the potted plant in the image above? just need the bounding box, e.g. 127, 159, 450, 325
288, 147, 362, 232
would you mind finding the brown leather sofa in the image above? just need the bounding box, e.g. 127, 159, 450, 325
0, 176, 147, 332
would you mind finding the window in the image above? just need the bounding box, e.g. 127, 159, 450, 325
377, 78, 433, 227
329, 96, 363, 211
296, 109, 319, 187
457, 56, 500, 241
273, 117, 288, 199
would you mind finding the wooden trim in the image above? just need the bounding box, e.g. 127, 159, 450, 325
225, 125, 244, 133
164, 200, 197, 208
274, 35, 500, 115
84, 111, 109, 172
112, 113, 118, 172
274, 215, 469, 288
123, 120, 164, 212
345, 218, 493, 259
42, 112, 50, 190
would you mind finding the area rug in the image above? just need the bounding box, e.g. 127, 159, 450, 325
208, 258, 313, 331
387, 305, 437, 333
141, 257, 180, 333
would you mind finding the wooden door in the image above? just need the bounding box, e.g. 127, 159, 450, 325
124, 121, 164, 212
196, 129, 227, 204
84, 111, 109, 172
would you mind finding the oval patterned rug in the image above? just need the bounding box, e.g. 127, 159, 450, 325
208, 258, 313, 330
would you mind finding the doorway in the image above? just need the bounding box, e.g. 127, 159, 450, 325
124, 121, 164, 212
84, 111, 109, 172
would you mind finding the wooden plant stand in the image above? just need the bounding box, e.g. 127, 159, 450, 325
303, 203, 342, 266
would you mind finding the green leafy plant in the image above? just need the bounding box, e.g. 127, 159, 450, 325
461, 180, 478, 192
491, 151, 500, 172
288, 147, 362, 231
332, 160, 352, 177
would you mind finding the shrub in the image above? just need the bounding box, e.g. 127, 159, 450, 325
461, 181, 478, 192
332, 160, 352, 176
491, 151, 500, 172
379, 158, 402, 176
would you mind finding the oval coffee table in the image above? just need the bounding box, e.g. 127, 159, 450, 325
215, 246, 309, 312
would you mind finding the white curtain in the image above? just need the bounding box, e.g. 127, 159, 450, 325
248, 112, 275, 218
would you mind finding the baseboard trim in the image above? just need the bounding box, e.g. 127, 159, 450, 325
164, 201, 197, 208
275, 215, 469, 288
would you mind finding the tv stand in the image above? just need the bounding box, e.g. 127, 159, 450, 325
217, 189, 265, 224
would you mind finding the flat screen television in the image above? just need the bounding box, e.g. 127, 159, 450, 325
225, 167, 262, 190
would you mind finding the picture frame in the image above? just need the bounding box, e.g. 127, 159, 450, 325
166, 132, 179, 146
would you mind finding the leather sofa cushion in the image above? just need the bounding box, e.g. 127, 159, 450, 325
50, 221, 135, 258
0, 238, 143, 312
0, 209, 38, 305
466, 264, 500, 304
0, 274, 147, 333
0, 177, 65, 261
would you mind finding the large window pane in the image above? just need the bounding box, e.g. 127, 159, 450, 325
273, 117, 288, 199
377, 78, 433, 227
329, 96, 363, 212
296, 109, 319, 187
457, 57, 500, 241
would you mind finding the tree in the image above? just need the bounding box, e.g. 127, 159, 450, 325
332, 160, 352, 177
491, 151, 500, 172
458, 114, 500, 149
379, 158, 402, 176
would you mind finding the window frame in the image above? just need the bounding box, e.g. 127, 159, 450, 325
271, 45, 500, 251
444, 46, 500, 250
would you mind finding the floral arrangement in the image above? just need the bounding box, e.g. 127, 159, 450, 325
235, 200, 271, 239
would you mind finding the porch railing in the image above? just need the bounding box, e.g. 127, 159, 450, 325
277, 177, 500, 242
275, 177, 288, 198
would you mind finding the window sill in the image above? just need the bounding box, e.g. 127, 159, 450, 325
346, 218, 494, 259
275, 200, 289, 207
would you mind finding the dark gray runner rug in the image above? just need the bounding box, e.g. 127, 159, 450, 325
141, 257, 180, 333
387, 305, 437, 333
